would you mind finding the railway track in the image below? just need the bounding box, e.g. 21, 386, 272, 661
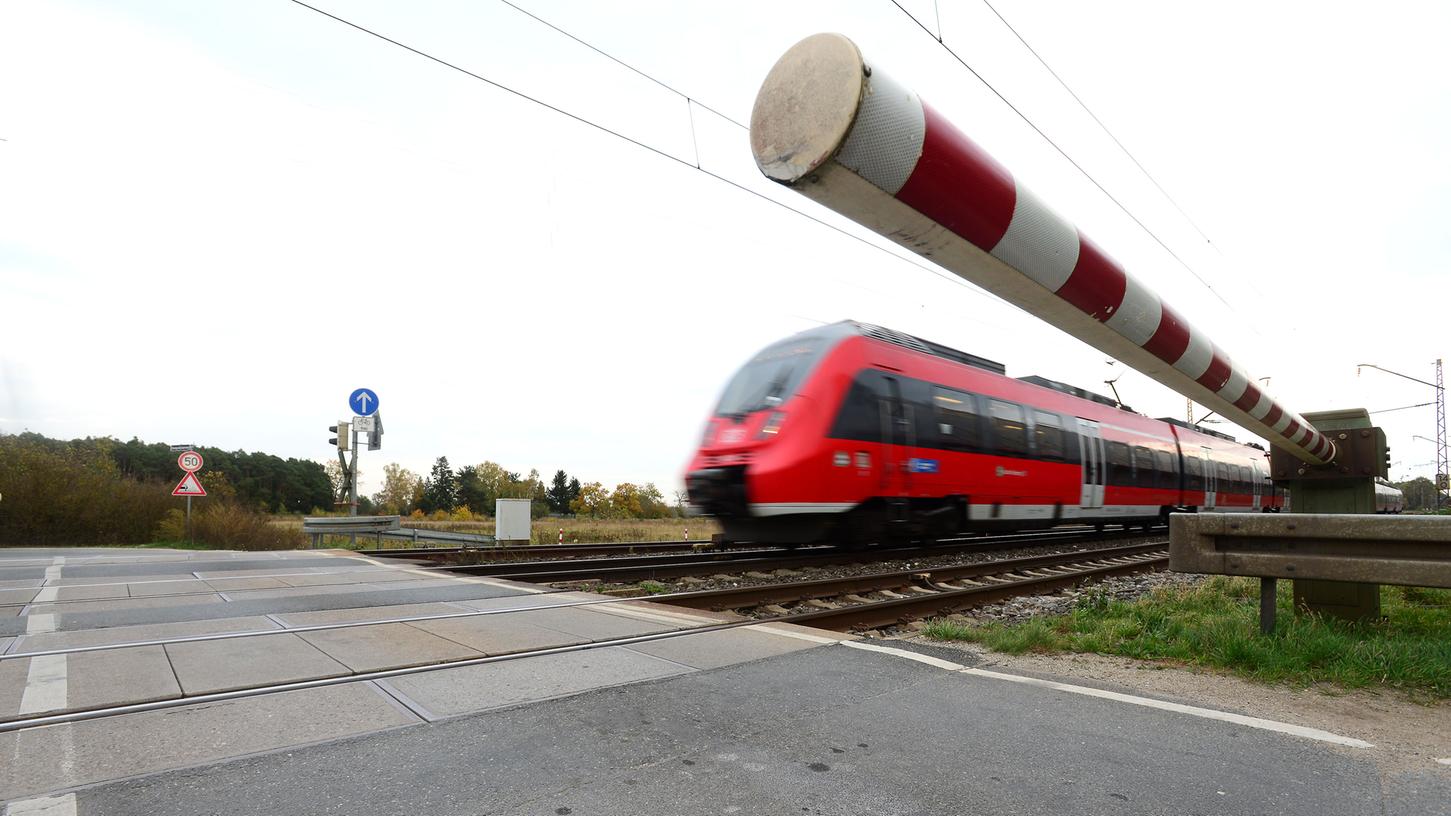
356, 539, 742, 560
356, 524, 1119, 562
663, 543, 1169, 630
458, 527, 1165, 584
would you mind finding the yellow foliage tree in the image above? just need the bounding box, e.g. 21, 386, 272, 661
569, 482, 609, 517
610, 483, 644, 519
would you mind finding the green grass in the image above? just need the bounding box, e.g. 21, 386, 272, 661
636, 580, 670, 595
138, 540, 222, 550
922, 577, 1451, 700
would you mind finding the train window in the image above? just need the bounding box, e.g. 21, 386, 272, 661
932, 387, 983, 451
988, 399, 1029, 456
1154, 450, 1175, 490
1032, 411, 1065, 460
1183, 455, 1204, 491
1132, 446, 1155, 488
1216, 462, 1231, 490
826, 375, 882, 443
1238, 465, 1250, 492
1106, 441, 1132, 485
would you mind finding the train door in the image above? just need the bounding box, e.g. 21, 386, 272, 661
1076, 419, 1105, 510
1250, 460, 1262, 511
1201, 447, 1216, 509
877, 376, 914, 503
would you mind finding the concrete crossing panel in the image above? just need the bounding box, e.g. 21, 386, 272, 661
299, 622, 482, 672
165, 632, 351, 695
0, 683, 420, 802
383, 646, 689, 718
11, 615, 282, 653
407, 617, 582, 656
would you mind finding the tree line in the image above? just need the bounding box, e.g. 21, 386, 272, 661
0, 431, 320, 547
370, 457, 683, 520
1392, 476, 1447, 512
7, 433, 332, 514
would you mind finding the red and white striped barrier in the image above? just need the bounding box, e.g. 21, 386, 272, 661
750, 33, 1334, 464
558, 528, 564, 545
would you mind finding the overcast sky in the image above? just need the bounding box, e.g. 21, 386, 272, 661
2, 0, 1449, 497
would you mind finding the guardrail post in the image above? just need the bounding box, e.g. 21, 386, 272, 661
1259, 577, 1276, 635
1270, 408, 1386, 625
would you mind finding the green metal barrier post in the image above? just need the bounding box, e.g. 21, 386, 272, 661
1269, 408, 1389, 624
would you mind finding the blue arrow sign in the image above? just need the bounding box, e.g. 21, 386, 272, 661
349, 388, 379, 417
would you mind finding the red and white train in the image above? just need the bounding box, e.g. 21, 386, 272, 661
686, 321, 1288, 545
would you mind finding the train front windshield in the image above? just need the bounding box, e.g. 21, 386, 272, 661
714, 335, 831, 418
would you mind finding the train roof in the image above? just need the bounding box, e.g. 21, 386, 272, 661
845, 322, 1134, 414
840, 321, 1267, 448
845, 321, 1006, 375
1157, 416, 1238, 443
1016, 375, 1129, 412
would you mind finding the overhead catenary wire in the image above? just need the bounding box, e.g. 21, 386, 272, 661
285, 0, 1017, 311
978, 0, 1224, 255
888, 0, 1243, 318
499, 0, 747, 131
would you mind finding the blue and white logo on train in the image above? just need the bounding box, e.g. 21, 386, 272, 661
908, 458, 939, 473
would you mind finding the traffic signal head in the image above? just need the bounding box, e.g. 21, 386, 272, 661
329, 421, 351, 450
367, 413, 383, 451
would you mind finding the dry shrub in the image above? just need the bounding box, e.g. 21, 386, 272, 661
179, 503, 305, 550
0, 435, 174, 546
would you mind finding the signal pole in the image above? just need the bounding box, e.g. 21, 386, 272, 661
1437, 359, 1447, 509
1357, 361, 1447, 510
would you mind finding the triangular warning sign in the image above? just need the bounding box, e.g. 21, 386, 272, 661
172, 472, 207, 497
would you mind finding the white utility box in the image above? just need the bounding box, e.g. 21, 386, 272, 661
495, 498, 532, 544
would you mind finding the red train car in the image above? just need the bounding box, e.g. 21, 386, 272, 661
686, 322, 1283, 545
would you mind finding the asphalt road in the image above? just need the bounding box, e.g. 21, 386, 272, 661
59, 641, 1446, 816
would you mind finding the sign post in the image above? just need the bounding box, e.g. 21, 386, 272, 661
173, 450, 206, 546
329, 389, 383, 548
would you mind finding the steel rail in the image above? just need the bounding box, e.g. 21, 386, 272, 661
663, 543, 1166, 610
3, 570, 491, 611
356, 525, 1112, 559
473, 528, 1163, 583
358, 539, 731, 559
0, 563, 456, 601
0, 615, 810, 734
787, 554, 1169, 630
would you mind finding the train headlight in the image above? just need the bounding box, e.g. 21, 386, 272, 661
757, 411, 787, 439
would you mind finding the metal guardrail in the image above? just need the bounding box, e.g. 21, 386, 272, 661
1169, 513, 1451, 587
303, 515, 401, 549
378, 528, 497, 548
1169, 512, 1451, 632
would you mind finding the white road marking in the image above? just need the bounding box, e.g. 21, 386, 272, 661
1436, 757, 1451, 766
842, 640, 968, 670
2, 793, 77, 815
603, 605, 719, 626
25, 614, 57, 635
34, 558, 63, 603
396, 565, 548, 594
524, 595, 845, 646
842, 640, 1374, 750
18, 654, 68, 715
748, 625, 845, 645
